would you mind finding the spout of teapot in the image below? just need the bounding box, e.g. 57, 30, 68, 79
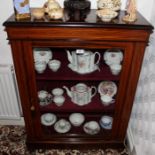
63, 86, 72, 98
66, 50, 72, 64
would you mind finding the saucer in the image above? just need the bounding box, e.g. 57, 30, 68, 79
54, 119, 71, 133
98, 81, 117, 97
83, 121, 100, 135
68, 64, 100, 74
41, 113, 57, 126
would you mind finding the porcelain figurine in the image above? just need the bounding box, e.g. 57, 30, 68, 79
48, 8, 63, 20
44, 0, 63, 20
122, 0, 137, 23
44, 0, 61, 13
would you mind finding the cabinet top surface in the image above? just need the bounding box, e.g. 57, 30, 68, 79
4, 9, 153, 30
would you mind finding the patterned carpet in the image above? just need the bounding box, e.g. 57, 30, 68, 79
0, 125, 129, 155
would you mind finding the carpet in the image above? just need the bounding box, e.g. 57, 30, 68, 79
0, 125, 129, 155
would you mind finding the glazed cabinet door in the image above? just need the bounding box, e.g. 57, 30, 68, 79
22, 40, 134, 144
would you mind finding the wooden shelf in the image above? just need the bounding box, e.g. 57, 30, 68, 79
36, 64, 120, 81
39, 93, 115, 113
41, 114, 113, 140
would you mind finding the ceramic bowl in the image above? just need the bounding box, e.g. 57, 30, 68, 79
53, 95, 65, 106
69, 113, 85, 126
96, 9, 118, 22
48, 59, 61, 72
52, 88, 64, 96
34, 61, 47, 73
32, 8, 45, 20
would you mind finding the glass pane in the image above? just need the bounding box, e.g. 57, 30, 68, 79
32, 47, 124, 138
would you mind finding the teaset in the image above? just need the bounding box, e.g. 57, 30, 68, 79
41, 112, 113, 134
33, 48, 123, 75
33, 48, 61, 74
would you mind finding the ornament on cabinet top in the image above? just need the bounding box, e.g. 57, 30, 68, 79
96, 8, 118, 22
122, 0, 137, 23
66, 49, 101, 74
13, 0, 31, 20
97, 0, 121, 11
31, 8, 45, 20
44, 0, 64, 20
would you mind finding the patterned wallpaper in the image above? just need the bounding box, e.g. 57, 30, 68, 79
129, 29, 155, 155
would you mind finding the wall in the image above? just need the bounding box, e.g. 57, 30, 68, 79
0, 0, 128, 64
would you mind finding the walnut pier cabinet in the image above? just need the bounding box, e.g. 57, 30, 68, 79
4, 10, 153, 149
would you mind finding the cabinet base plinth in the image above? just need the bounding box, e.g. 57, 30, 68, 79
26, 138, 125, 150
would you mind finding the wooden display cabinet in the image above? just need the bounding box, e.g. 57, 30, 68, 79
3, 10, 153, 149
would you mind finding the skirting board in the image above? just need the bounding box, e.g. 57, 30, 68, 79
127, 126, 137, 155
0, 117, 25, 125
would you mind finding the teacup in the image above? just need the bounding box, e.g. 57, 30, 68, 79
101, 95, 114, 105
48, 59, 61, 72
110, 64, 122, 75
52, 88, 64, 96
38, 90, 48, 101
53, 95, 65, 106
34, 61, 47, 73
87, 121, 99, 131
33, 48, 52, 63
100, 115, 113, 129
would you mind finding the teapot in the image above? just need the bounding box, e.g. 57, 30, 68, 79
63, 83, 97, 106
66, 49, 100, 73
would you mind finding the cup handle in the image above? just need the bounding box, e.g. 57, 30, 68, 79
94, 52, 101, 65
91, 86, 97, 98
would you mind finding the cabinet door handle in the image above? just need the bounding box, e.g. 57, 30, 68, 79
30, 105, 35, 111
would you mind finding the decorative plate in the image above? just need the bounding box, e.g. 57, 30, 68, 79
98, 81, 117, 97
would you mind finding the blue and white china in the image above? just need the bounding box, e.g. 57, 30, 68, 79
100, 115, 113, 129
